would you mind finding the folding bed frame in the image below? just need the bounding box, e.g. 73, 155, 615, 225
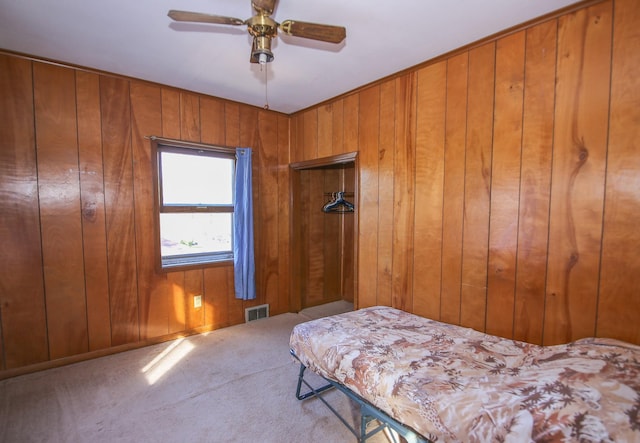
290, 306, 640, 442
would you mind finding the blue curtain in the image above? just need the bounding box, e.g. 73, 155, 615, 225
233, 148, 256, 300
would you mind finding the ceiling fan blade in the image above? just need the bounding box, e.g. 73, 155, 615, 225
168, 10, 245, 26
279, 20, 346, 44
252, 0, 278, 15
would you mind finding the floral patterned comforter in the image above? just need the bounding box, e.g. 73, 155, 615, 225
290, 306, 640, 442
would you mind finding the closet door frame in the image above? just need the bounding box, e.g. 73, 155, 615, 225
290, 152, 359, 311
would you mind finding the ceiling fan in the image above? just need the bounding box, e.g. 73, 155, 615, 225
168, 0, 347, 64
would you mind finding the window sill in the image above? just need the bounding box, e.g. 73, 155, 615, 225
159, 253, 234, 272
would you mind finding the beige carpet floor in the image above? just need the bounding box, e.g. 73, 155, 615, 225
0, 302, 391, 443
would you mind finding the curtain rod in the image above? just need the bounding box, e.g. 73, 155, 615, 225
145, 135, 250, 154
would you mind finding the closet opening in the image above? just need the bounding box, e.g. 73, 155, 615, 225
290, 152, 359, 311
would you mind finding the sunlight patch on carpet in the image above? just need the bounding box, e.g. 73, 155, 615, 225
142, 338, 195, 385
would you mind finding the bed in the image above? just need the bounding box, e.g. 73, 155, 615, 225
290, 306, 640, 442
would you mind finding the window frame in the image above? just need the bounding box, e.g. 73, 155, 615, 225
150, 137, 236, 272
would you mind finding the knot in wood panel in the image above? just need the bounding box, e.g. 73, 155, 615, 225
567, 252, 579, 269
82, 201, 97, 222
578, 147, 588, 162
573, 136, 589, 165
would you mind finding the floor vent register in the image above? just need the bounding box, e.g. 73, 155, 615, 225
245, 304, 269, 322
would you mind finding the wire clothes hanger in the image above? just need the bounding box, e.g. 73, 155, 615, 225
322, 191, 354, 213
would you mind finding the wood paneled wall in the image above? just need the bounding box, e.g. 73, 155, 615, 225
1, 0, 638, 377
0, 56, 290, 374
290, 0, 640, 346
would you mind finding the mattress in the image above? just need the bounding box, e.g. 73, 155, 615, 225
290, 306, 640, 442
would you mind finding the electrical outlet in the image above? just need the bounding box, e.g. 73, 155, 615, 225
194, 295, 202, 309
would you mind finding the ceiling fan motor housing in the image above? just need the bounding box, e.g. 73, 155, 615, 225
246, 14, 277, 38
247, 14, 276, 63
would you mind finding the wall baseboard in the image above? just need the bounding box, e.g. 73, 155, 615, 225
0, 324, 222, 381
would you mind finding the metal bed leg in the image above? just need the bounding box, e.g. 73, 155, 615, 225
292, 355, 430, 443
360, 412, 392, 443
294, 362, 361, 439
295, 363, 334, 400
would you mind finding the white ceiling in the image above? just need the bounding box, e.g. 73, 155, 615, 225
0, 0, 578, 114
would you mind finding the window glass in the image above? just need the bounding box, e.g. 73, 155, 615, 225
160, 151, 233, 206
159, 213, 232, 257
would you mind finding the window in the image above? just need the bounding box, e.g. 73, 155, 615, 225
151, 138, 236, 270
